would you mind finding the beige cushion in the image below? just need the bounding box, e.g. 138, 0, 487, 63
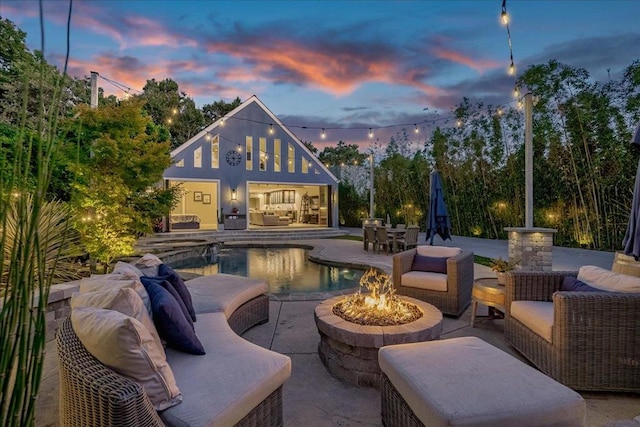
79, 276, 151, 314
186, 274, 268, 318
71, 287, 161, 347
379, 337, 585, 426
135, 253, 163, 277
416, 246, 461, 258
71, 307, 182, 411
577, 265, 640, 293
161, 312, 291, 427
401, 271, 448, 291
112, 261, 144, 277
511, 301, 554, 343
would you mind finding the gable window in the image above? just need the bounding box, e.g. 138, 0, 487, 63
246, 136, 253, 170
301, 157, 308, 174
288, 144, 295, 173
176, 159, 184, 167
194, 147, 202, 168
274, 139, 281, 172
211, 134, 219, 168
259, 137, 267, 171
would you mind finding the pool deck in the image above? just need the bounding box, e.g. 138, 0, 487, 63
35, 231, 639, 426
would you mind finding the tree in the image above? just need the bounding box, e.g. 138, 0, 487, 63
202, 96, 241, 125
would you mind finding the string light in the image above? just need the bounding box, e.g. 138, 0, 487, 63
501, 0, 519, 101
369, 128, 373, 139
414, 124, 419, 133
321, 128, 326, 139
269, 124, 274, 134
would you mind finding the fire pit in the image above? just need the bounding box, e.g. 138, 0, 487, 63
314, 269, 442, 387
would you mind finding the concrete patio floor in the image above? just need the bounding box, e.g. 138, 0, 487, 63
35, 234, 639, 426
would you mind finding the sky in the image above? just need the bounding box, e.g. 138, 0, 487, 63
1, 0, 639, 150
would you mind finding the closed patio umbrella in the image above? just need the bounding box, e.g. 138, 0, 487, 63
426, 170, 452, 245
622, 121, 640, 259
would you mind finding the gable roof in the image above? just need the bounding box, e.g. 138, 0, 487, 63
171, 95, 338, 183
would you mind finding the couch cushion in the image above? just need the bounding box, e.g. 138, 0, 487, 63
411, 254, 448, 274
158, 264, 196, 322
511, 301, 554, 343
142, 278, 205, 355
577, 265, 640, 293
71, 306, 182, 411
401, 271, 448, 292
161, 313, 291, 427
112, 261, 144, 277
416, 246, 461, 258
186, 274, 268, 318
135, 253, 164, 277
560, 276, 604, 292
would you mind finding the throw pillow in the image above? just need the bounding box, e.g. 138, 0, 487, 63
140, 276, 193, 328
412, 254, 448, 274
71, 306, 182, 411
416, 246, 461, 258
112, 261, 144, 277
158, 264, 196, 322
577, 265, 640, 293
79, 276, 151, 314
135, 253, 163, 277
141, 278, 205, 355
71, 287, 162, 346
560, 276, 604, 292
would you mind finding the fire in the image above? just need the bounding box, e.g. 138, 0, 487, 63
333, 269, 422, 326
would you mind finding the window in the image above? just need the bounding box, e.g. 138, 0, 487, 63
259, 137, 267, 171
211, 135, 219, 168
274, 139, 281, 172
288, 144, 295, 173
246, 136, 253, 170
194, 147, 202, 168
301, 157, 308, 174
176, 159, 184, 167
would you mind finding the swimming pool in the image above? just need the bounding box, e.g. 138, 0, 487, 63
174, 247, 364, 295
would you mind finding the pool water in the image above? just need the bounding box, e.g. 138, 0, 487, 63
175, 247, 364, 295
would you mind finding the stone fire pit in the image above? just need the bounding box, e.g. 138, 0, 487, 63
314, 295, 442, 387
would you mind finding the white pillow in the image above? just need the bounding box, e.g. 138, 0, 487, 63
134, 254, 164, 277
416, 246, 461, 258
112, 261, 143, 277
71, 307, 182, 411
79, 277, 151, 314
71, 287, 161, 346
577, 265, 640, 293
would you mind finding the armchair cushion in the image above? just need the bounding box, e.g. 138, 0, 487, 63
411, 254, 448, 274
401, 271, 448, 292
577, 265, 640, 293
416, 246, 461, 258
560, 276, 604, 292
511, 301, 554, 343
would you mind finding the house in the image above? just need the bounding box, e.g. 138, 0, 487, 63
162, 95, 339, 231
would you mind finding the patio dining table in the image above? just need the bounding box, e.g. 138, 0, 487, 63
386, 228, 406, 253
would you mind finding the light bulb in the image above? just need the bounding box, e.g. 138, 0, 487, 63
497, 108, 503, 116
414, 125, 419, 133
456, 120, 462, 127
369, 128, 373, 139
508, 62, 515, 76
321, 129, 326, 139
269, 124, 274, 134
513, 87, 520, 98
501, 11, 509, 25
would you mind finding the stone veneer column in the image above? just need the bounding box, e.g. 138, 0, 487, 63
504, 227, 557, 272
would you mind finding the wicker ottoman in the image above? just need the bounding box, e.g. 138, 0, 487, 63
378, 337, 585, 427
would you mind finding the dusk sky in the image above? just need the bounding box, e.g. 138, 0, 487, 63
2, 0, 639, 149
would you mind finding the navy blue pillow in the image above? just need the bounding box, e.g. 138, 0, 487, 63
560, 276, 604, 292
411, 254, 448, 274
158, 264, 196, 322
140, 278, 205, 355
141, 276, 193, 328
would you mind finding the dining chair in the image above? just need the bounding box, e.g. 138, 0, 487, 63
364, 226, 376, 252
375, 227, 391, 255
396, 225, 419, 251
396, 224, 406, 231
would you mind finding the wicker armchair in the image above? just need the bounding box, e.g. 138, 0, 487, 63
392, 247, 474, 317
504, 271, 640, 392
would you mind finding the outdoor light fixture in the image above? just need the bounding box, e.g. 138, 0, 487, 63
231, 188, 237, 200
321, 128, 326, 139
269, 124, 274, 134
369, 128, 373, 138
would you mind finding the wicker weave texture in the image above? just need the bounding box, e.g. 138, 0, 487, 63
504, 271, 640, 392
380, 373, 425, 427
392, 248, 474, 317
56, 318, 164, 427
228, 294, 270, 335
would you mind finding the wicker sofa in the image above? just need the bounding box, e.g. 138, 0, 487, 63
392, 246, 474, 317
504, 270, 640, 392
57, 274, 291, 426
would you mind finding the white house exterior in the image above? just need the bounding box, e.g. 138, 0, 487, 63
162, 95, 339, 231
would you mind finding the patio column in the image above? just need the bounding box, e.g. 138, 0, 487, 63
505, 227, 556, 272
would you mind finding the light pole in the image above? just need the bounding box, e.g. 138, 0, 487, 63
369, 153, 374, 219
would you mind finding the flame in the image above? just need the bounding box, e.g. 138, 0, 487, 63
333, 269, 422, 326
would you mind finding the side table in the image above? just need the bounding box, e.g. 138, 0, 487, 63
470, 277, 505, 327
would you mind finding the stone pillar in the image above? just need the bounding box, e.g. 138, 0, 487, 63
504, 227, 557, 272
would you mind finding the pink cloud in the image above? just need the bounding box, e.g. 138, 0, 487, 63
432, 47, 500, 73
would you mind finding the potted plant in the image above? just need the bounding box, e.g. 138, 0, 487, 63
490, 257, 519, 285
